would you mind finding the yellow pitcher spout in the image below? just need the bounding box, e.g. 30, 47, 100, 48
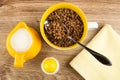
14, 53, 25, 68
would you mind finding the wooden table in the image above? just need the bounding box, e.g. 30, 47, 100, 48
0, 0, 120, 80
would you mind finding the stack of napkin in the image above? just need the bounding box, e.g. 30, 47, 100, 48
70, 24, 120, 80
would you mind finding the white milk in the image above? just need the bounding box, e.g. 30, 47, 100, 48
10, 28, 32, 52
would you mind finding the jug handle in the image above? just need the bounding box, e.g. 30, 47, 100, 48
14, 54, 25, 68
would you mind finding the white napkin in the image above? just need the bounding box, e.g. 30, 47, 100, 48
70, 24, 120, 80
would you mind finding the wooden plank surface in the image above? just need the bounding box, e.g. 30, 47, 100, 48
0, 0, 120, 80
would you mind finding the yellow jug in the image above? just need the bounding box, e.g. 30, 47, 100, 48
6, 22, 42, 68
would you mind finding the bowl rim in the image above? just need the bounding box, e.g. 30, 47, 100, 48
40, 2, 88, 50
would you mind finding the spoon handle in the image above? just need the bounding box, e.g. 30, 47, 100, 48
68, 36, 112, 66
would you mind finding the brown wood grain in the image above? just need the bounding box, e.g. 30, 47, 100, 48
0, 0, 120, 80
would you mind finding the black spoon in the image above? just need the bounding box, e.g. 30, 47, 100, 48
44, 20, 112, 66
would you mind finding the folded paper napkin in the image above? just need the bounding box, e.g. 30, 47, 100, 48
70, 24, 120, 80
